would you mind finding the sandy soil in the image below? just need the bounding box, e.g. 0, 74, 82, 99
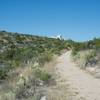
55, 51, 100, 100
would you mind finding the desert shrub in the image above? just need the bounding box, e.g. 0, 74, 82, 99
52, 48, 61, 55
85, 50, 96, 61
34, 69, 51, 82
39, 71, 51, 82
94, 38, 100, 49
84, 50, 97, 66
0, 92, 15, 100
0, 69, 8, 80
71, 49, 78, 56
38, 52, 53, 65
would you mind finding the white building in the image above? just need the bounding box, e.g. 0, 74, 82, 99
52, 34, 63, 40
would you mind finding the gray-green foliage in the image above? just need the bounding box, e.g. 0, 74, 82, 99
71, 49, 98, 69
84, 50, 97, 66
0, 31, 68, 80
34, 69, 51, 82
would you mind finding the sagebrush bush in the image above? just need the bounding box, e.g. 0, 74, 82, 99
71, 49, 78, 56
34, 69, 51, 82
84, 50, 96, 61
39, 71, 51, 82
83, 50, 97, 66
0, 69, 8, 80
38, 52, 53, 65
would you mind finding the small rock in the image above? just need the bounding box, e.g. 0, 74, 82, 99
40, 96, 46, 100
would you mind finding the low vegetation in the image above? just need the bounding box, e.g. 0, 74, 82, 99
0, 31, 68, 100
71, 38, 100, 72
0, 31, 68, 80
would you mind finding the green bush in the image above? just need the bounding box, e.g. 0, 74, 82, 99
39, 71, 51, 81
38, 52, 53, 65
34, 69, 51, 82
71, 49, 78, 56
0, 69, 8, 80
83, 50, 97, 67
84, 50, 96, 61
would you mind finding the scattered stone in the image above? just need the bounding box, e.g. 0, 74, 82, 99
40, 96, 46, 100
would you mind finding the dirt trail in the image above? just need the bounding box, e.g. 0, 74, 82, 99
55, 51, 100, 100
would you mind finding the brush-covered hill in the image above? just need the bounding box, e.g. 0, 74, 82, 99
0, 31, 100, 80
0, 31, 69, 80
0, 31, 70, 100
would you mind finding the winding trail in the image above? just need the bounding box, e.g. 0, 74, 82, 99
55, 51, 100, 100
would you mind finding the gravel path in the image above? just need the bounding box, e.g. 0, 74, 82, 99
55, 51, 100, 100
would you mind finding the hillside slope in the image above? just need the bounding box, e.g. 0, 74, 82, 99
0, 31, 68, 100
0, 31, 67, 79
